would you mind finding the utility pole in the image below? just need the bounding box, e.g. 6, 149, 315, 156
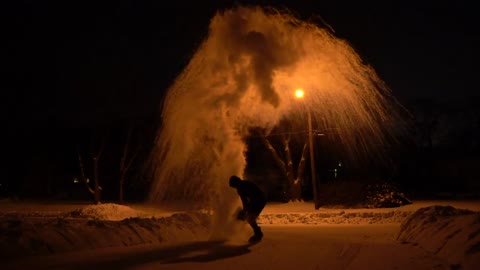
308, 110, 319, 209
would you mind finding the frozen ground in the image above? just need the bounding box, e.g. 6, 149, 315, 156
1, 199, 480, 269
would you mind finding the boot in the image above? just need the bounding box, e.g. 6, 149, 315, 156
249, 226, 263, 243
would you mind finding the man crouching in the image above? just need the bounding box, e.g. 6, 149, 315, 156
229, 175, 266, 243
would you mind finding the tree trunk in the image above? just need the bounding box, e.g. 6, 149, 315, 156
93, 157, 101, 204
260, 136, 287, 176
91, 139, 105, 205
118, 127, 138, 203
259, 135, 289, 197
294, 142, 309, 200
76, 145, 94, 195
261, 134, 307, 201
282, 135, 301, 201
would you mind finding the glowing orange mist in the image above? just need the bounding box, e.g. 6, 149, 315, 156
147, 6, 404, 235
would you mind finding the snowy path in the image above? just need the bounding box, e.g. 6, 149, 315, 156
3, 224, 450, 270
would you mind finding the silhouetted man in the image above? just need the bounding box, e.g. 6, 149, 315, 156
229, 175, 266, 243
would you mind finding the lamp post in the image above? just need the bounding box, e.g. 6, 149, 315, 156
295, 89, 319, 209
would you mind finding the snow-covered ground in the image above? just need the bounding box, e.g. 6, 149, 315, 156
1, 199, 480, 269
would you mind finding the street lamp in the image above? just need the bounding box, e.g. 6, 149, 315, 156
295, 89, 320, 209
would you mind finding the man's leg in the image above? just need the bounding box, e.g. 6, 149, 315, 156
247, 215, 263, 242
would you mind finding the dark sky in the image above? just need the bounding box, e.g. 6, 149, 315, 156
3, 0, 479, 131
2, 0, 479, 195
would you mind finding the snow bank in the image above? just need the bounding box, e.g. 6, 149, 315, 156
397, 205, 480, 270
259, 210, 411, 225
63, 202, 415, 225
66, 203, 153, 220
258, 201, 417, 224
3, 201, 480, 267
0, 211, 211, 260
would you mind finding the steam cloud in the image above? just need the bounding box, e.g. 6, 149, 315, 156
147, 6, 404, 238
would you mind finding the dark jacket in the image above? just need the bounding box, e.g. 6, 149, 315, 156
235, 180, 266, 213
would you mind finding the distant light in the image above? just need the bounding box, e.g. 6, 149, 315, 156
338, 162, 342, 167
295, 89, 304, 98
73, 178, 79, 183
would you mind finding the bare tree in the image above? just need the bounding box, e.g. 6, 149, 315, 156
118, 127, 139, 202
91, 138, 105, 205
259, 131, 309, 201
76, 130, 106, 205
76, 145, 95, 196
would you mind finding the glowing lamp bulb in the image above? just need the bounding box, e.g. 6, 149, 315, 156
295, 89, 304, 98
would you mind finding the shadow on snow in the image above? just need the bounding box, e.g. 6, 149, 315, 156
70, 240, 256, 269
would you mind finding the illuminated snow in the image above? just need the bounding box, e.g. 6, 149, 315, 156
1, 200, 480, 270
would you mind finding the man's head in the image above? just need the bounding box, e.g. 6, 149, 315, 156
229, 175, 242, 188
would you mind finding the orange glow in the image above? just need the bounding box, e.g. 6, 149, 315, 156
295, 89, 304, 98
149, 6, 405, 211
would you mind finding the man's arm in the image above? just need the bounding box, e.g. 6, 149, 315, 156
236, 192, 249, 220
239, 194, 249, 210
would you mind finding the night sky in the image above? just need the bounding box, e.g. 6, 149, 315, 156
4, 1, 478, 128
3, 0, 479, 196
